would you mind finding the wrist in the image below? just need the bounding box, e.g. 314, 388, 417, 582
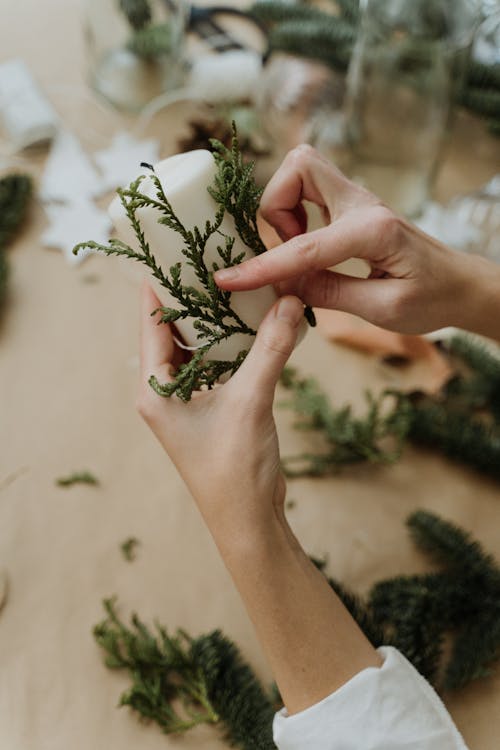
209, 503, 297, 566
452, 253, 500, 341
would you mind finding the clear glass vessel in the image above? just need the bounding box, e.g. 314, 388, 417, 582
85, 0, 187, 113
343, 0, 480, 217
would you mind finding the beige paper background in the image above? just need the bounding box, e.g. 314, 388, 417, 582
1, 1, 500, 748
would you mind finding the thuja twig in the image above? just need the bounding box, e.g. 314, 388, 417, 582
75, 127, 313, 402
279, 367, 410, 476
94, 598, 277, 748
55, 471, 99, 487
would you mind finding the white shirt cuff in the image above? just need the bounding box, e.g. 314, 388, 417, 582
272, 646, 468, 750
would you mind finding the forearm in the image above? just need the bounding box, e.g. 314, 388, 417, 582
453, 252, 500, 342
213, 514, 381, 715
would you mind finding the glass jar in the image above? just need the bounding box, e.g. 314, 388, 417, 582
343, 0, 479, 217
85, 0, 187, 113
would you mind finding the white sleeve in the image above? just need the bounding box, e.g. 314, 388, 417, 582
272, 646, 468, 750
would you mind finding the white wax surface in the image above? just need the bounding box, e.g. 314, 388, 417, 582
109, 149, 281, 361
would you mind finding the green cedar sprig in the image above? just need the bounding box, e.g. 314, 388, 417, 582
74, 129, 264, 402
279, 367, 411, 477
94, 598, 277, 748
120, 537, 140, 561
56, 471, 99, 487
282, 332, 500, 480
75, 127, 313, 401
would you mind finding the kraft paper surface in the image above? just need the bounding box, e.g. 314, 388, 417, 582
1, 2, 500, 749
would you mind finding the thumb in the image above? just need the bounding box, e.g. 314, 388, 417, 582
230, 296, 304, 403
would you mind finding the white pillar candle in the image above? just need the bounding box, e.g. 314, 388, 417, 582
109, 149, 304, 362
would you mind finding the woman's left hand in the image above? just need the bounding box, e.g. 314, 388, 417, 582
137, 283, 304, 549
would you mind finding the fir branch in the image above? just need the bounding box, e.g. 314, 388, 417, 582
56, 471, 99, 487
121, 537, 140, 561
0, 174, 32, 249
403, 398, 500, 481
459, 87, 500, 121
94, 599, 277, 747
407, 510, 499, 581
335, 0, 360, 25
250, 0, 338, 28
279, 368, 410, 476
119, 0, 152, 31
444, 617, 500, 690
268, 18, 355, 72
127, 23, 173, 59
191, 631, 277, 749
326, 577, 387, 648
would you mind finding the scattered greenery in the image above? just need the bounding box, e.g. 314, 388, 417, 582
127, 22, 173, 59
120, 537, 140, 561
251, 0, 500, 134
75, 126, 313, 402
119, 0, 174, 62
0, 174, 33, 312
94, 597, 277, 747
56, 471, 99, 488
119, 0, 152, 31
94, 511, 500, 747
280, 334, 500, 480
279, 367, 410, 476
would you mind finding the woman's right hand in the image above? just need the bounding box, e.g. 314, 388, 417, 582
215, 144, 500, 340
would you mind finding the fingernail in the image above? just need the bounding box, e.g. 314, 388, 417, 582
277, 297, 302, 325
215, 267, 240, 282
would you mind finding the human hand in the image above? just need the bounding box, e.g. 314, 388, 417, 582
137, 283, 304, 550
214, 144, 471, 336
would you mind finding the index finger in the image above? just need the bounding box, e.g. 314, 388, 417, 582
214, 215, 371, 291
259, 144, 366, 240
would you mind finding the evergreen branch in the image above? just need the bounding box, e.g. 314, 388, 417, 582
466, 61, 500, 93
335, 0, 360, 25
55, 471, 99, 487
326, 577, 387, 647
119, 0, 152, 31
403, 398, 500, 481
0, 174, 33, 249
279, 368, 410, 476
127, 23, 173, 60
191, 631, 277, 749
444, 616, 500, 690
121, 537, 140, 561
250, 0, 339, 28
268, 19, 354, 72
93, 599, 277, 747
459, 87, 500, 120
74, 129, 270, 402
407, 510, 499, 581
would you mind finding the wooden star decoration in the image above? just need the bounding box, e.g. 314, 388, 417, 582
42, 201, 112, 265
94, 131, 159, 193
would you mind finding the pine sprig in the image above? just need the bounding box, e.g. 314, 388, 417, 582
74, 131, 272, 402
94, 598, 277, 748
